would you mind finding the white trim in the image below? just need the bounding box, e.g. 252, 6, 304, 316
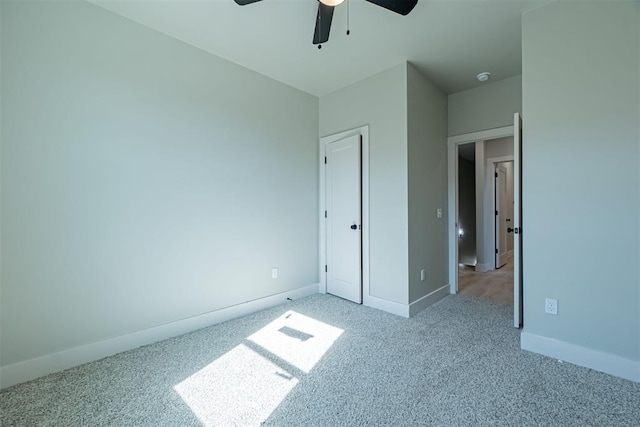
448, 126, 514, 145
0, 284, 319, 389
486, 155, 514, 165
319, 126, 370, 305
409, 285, 449, 317
521, 331, 640, 383
474, 262, 492, 273
447, 126, 514, 295
365, 295, 410, 318
363, 285, 450, 319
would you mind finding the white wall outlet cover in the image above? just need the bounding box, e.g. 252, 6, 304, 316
272, 268, 278, 279
436, 208, 443, 219
545, 298, 558, 315
420, 269, 426, 281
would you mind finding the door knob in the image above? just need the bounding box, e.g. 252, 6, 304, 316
350, 224, 358, 230
507, 227, 514, 233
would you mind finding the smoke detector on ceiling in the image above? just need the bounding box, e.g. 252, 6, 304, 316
476, 72, 491, 82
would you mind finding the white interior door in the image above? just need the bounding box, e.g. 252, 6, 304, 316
325, 134, 362, 303
513, 113, 523, 328
495, 164, 508, 268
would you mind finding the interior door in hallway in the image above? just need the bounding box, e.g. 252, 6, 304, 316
495, 164, 508, 268
325, 134, 362, 303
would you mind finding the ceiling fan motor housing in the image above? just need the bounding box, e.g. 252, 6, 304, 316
233, 0, 418, 46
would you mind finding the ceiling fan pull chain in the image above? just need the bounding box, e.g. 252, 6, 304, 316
318, 12, 323, 49
234, 0, 416, 47
346, 0, 350, 36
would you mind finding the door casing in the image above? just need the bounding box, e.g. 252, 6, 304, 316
447, 125, 514, 294
447, 119, 523, 328
319, 126, 370, 304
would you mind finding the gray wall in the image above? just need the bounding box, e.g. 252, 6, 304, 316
407, 64, 448, 303
320, 64, 409, 304
1, 1, 319, 367
486, 136, 514, 159
449, 75, 522, 137
522, 1, 639, 360
458, 156, 476, 266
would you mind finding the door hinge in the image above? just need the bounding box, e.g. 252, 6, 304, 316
495, 210, 498, 216
495, 172, 498, 177
324, 156, 327, 164
324, 210, 327, 218
495, 248, 498, 254
325, 265, 327, 273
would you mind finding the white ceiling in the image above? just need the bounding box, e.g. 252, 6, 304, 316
90, 0, 552, 97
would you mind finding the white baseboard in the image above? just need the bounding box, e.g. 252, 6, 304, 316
521, 331, 640, 383
0, 284, 319, 390
364, 294, 410, 318
409, 284, 449, 317
363, 284, 450, 318
475, 263, 492, 272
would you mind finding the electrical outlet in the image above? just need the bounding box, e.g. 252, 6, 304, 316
545, 298, 558, 315
272, 268, 278, 279
420, 269, 426, 282
436, 208, 443, 219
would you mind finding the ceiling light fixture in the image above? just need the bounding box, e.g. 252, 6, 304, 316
476, 72, 491, 82
234, 0, 417, 47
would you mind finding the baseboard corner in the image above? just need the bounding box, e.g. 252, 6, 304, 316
474, 263, 492, 272
409, 284, 449, 317
364, 295, 410, 318
520, 331, 640, 383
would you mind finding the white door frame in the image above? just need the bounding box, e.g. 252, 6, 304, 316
487, 156, 514, 269
319, 126, 370, 304
447, 126, 514, 294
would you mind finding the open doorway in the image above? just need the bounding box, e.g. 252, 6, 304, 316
455, 139, 514, 306
448, 117, 523, 328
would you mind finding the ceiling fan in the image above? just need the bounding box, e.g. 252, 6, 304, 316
233, 0, 418, 47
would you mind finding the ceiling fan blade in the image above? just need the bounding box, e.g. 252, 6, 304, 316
233, 0, 263, 5
313, 2, 334, 45
364, 0, 418, 16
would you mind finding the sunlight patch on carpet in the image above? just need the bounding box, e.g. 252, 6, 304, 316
248, 310, 344, 373
174, 311, 343, 426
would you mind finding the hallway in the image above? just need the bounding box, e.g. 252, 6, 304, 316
458, 258, 513, 306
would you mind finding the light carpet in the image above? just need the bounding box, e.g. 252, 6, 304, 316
1, 294, 639, 426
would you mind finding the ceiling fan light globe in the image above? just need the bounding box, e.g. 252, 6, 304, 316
320, 0, 345, 6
